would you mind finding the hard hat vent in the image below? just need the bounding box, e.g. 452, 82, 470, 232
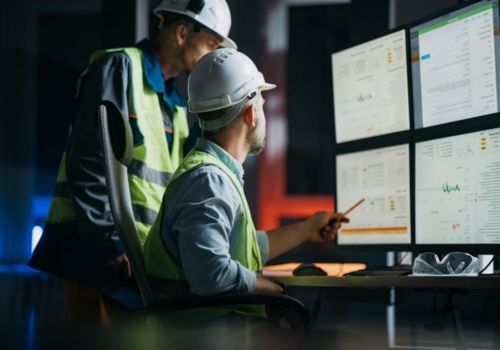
214, 50, 233, 65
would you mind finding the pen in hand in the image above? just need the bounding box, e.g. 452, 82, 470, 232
321, 198, 365, 238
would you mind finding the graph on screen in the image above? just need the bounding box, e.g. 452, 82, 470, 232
332, 30, 410, 143
336, 144, 411, 245
411, 0, 500, 128
415, 128, 500, 244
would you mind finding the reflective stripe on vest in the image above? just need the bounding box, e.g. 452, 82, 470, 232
45, 47, 189, 245
144, 149, 264, 318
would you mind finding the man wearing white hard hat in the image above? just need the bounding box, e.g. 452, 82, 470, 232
29, 0, 235, 326
144, 49, 349, 322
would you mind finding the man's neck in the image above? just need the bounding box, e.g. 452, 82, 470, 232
208, 136, 249, 165
154, 43, 181, 81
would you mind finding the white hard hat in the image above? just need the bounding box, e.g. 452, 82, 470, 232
188, 49, 276, 131
154, 0, 236, 49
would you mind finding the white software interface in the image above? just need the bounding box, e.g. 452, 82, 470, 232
411, 0, 500, 128
332, 30, 410, 143
416, 128, 500, 244
336, 144, 411, 245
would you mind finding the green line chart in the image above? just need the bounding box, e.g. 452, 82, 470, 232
442, 181, 460, 193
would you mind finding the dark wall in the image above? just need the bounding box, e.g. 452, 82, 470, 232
393, 0, 458, 27
36, 13, 104, 195
286, 0, 389, 195
0, 1, 38, 262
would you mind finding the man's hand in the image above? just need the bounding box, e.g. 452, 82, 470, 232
305, 211, 349, 243
255, 277, 284, 294
106, 253, 132, 280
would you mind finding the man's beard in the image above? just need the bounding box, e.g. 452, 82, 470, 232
247, 123, 266, 155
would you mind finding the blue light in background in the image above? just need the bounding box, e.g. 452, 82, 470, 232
31, 226, 43, 253
33, 196, 51, 220
31, 196, 51, 253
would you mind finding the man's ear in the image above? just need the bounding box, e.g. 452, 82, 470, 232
157, 14, 165, 29
242, 104, 257, 127
175, 23, 189, 47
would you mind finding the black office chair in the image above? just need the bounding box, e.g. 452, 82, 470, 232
97, 103, 310, 330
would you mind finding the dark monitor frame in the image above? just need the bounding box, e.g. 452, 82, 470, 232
408, 0, 500, 132
333, 139, 414, 252
331, 26, 414, 146
408, 0, 500, 254
331, 22, 414, 252
332, 0, 500, 254
413, 123, 500, 254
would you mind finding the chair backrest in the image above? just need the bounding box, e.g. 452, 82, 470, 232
97, 103, 156, 307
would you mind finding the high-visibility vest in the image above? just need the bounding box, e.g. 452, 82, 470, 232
46, 47, 189, 244
144, 149, 265, 318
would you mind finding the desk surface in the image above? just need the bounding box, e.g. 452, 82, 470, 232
262, 263, 500, 289
269, 275, 500, 289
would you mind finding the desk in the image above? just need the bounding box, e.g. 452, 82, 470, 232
264, 264, 500, 349
263, 263, 500, 289
269, 275, 500, 289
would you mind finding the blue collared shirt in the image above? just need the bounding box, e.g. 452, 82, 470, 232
136, 39, 186, 147
160, 138, 270, 296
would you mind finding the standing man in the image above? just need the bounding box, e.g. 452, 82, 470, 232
29, 0, 236, 326
144, 49, 348, 321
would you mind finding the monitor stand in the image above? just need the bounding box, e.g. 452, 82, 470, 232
479, 254, 495, 274
387, 251, 413, 267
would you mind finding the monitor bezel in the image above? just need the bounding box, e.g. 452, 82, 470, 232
413, 123, 500, 254
331, 0, 500, 254
408, 0, 500, 131
331, 26, 414, 145
334, 139, 414, 251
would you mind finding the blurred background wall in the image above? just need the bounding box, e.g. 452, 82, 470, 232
0, 0, 458, 264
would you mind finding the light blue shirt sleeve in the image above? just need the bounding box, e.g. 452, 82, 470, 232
163, 165, 257, 296
256, 230, 269, 264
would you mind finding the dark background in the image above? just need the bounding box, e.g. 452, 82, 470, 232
0, 0, 458, 263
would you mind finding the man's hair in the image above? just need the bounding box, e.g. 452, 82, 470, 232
198, 106, 235, 138
156, 11, 223, 41
157, 11, 199, 31
199, 97, 257, 137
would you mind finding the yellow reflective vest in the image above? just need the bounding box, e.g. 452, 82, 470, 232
46, 47, 189, 244
144, 149, 265, 318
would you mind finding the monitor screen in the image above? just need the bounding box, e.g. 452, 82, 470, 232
415, 127, 500, 244
336, 144, 411, 245
411, 0, 500, 129
331, 30, 410, 143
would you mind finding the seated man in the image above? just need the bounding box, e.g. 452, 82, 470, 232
144, 49, 348, 320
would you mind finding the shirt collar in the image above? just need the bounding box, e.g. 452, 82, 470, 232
135, 39, 187, 111
195, 138, 245, 184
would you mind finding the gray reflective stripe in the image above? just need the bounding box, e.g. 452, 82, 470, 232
132, 204, 158, 225
128, 159, 173, 187
53, 182, 71, 198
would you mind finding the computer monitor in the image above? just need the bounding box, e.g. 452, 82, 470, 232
331, 29, 411, 143
336, 144, 412, 246
415, 127, 500, 249
411, 0, 500, 129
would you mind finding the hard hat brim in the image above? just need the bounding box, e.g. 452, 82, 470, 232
259, 82, 277, 91
221, 36, 237, 49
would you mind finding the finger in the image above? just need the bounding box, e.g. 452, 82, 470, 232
321, 227, 337, 238
126, 261, 132, 278
335, 214, 350, 223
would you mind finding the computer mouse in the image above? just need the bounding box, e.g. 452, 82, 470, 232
292, 263, 327, 276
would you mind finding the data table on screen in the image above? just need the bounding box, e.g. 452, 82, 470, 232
336, 144, 411, 245
415, 128, 500, 244
332, 30, 410, 143
411, 0, 500, 128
